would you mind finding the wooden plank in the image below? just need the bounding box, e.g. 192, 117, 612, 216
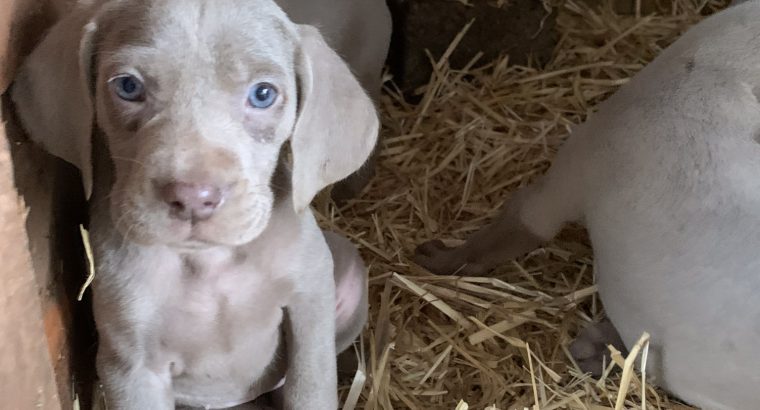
0, 118, 62, 410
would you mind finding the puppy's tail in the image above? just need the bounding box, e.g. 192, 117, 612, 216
415, 135, 586, 275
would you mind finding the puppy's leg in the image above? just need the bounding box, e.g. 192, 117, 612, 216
569, 318, 628, 377
415, 142, 585, 276
282, 242, 338, 409
96, 345, 174, 410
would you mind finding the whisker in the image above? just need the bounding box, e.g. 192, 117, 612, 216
112, 205, 139, 237
111, 156, 149, 171
116, 210, 142, 254
88, 187, 133, 213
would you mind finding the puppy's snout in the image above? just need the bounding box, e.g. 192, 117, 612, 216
159, 182, 224, 222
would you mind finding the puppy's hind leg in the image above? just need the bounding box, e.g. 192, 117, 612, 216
322, 231, 369, 383
322, 231, 368, 353
415, 141, 585, 276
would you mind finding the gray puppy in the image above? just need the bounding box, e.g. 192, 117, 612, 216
416, 2, 760, 409
11, 0, 390, 408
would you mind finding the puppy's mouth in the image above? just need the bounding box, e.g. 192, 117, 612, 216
168, 237, 220, 251
111, 184, 273, 248
163, 222, 226, 248
162, 204, 271, 249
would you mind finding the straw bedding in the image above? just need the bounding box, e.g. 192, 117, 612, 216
317, 1, 730, 409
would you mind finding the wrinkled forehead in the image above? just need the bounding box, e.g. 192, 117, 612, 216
97, 0, 296, 81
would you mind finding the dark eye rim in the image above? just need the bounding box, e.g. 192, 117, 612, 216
247, 82, 279, 109
108, 74, 146, 102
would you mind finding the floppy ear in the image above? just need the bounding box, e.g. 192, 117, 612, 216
291, 25, 380, 213
11, 6, 100, 199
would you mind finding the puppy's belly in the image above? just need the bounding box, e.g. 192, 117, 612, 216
153, 270, 291, 408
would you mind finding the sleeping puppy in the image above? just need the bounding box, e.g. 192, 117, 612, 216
415, 2, 760, 409
11, 0, 384, 408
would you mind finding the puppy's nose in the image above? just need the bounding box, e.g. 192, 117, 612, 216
160, 182, 223, 222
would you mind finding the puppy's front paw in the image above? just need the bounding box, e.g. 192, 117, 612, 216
413, 239, 485, 275
569, 319, 627, 377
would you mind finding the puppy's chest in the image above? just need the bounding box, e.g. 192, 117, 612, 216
154, 252, 295, 364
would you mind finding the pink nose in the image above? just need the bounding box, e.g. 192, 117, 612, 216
159, 182, 223, 222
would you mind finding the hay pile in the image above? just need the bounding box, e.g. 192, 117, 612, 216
319, 1, 729, 409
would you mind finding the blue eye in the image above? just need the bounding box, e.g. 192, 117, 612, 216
110, 75, 145, 102
247, 83, 278, 109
